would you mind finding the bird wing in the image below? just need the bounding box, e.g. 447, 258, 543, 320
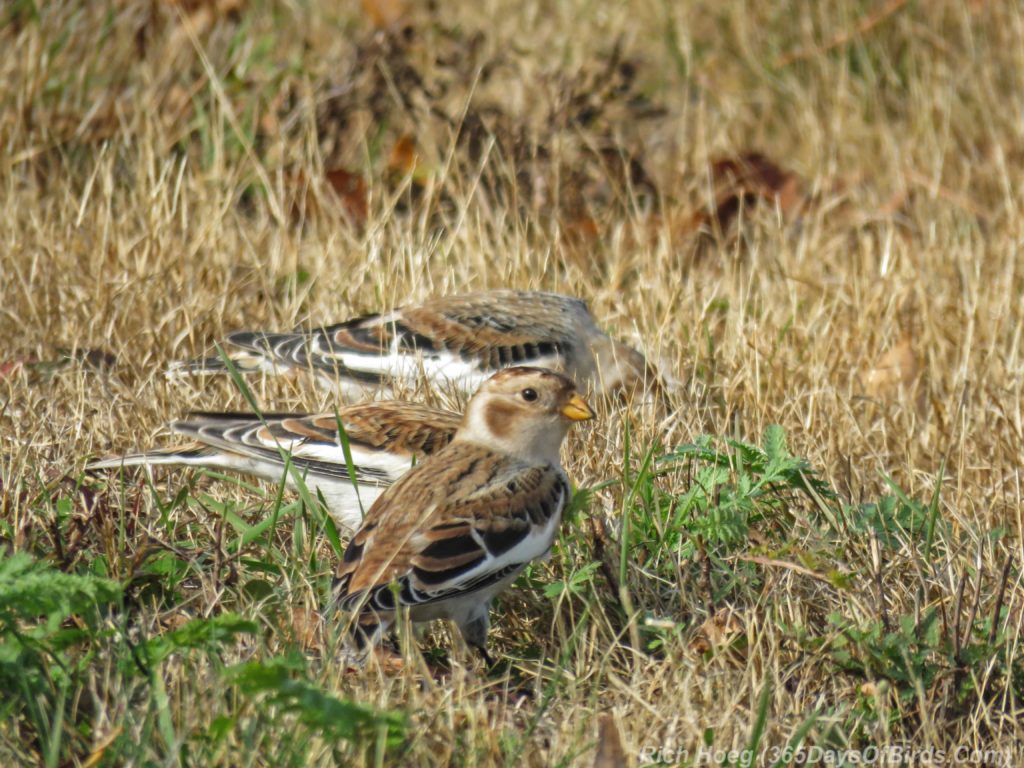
169, 402, 460, 484
334, 441, 570, 613
219, 292, 587, 385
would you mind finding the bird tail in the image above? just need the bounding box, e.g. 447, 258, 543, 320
164, 350, 277, 379
86, 443, 214, 472
165, 327, 318, 379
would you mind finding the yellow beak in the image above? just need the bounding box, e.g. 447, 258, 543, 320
561, 394, 595, 421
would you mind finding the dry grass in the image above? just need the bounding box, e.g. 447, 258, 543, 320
2, 0, 1024, 765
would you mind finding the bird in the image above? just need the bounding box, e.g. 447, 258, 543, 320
331, 366, 594, 663
167, 290, 655, 399
86, 402, 462, 531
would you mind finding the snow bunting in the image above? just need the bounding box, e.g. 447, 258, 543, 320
87, 402, 461, 531
332, 366, 594, 662
168, 290, 655, 398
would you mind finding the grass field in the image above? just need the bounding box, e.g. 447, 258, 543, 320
3, 0, 1024, 765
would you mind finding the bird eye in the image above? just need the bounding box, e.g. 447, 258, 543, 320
521, 388, 538, 402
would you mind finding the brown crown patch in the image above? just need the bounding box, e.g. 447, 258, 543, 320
486, 366, 577, 390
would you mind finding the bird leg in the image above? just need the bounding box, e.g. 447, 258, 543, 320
456, 612, 495, 667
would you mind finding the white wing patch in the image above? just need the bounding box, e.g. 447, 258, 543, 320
313, 337, 491, 391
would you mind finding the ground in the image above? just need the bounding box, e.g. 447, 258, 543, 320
2, 0, 1023, 765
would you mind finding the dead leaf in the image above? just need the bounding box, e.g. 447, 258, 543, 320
562, 215, 602, 244
688, 607, 745, 656
388, 134, 420, 179
160, 611, 193, 632
82, 725, 124, 768
325, 168, 369, 222
167, 0, 243, 53
289, 607, 321, 649
361, 0, 406, 29
697, 152, 804, 234
593, 713, 629, 768
288, 169, 368, 224
864, 336, 919, 399
0, 360, 26, 380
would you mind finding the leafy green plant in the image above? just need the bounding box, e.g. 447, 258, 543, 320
129, 613, 258, 672
0, 551, 121, 768
822, 595, 1020, 713
841, 470, 946, 557
225, 653, 407, 752
612, 423, 835, 601
666, 425, 831, 534
543, 560, 602, 599
654, 425, 834, 557
827, 610, 946, 695
638, 425, 1021, 732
